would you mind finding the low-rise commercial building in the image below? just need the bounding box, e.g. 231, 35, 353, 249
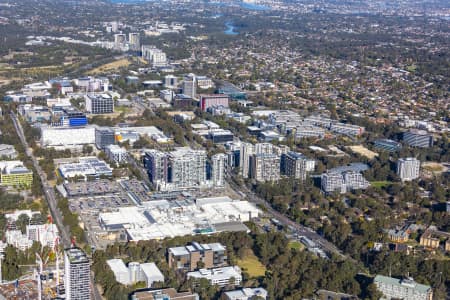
58, 157, 113, 180
98, 197, 260, 241
403, 129, 433, 148
223, 288, 268, 300
187, 266, 242, 287
107, 259, 164, 287
373, 139, 402, 152
105, 145, 128, 164
131, 288, 199, 300
0, 144, 18, 159
41, 125, 96, 149
374, 275, 432, 300
199, 94, 229, 112
0, 160, 33, 188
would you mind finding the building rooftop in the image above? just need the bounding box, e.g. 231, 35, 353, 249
374, 275, 432, 294
65, 247, 89, 264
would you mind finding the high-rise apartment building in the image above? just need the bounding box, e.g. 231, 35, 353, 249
141, 45, 167, 67
343, 171, 370, 190
239, 143, 254, 179
250, 153, 280, 182
183, 74, 197, 99
321, 172, 346, 194
144, 147, 207, 190
282, 151, 308, 180
114, 34, 126, 46
397, 157, 420, 181
128, 33, 140, 51
64, 247, 91, 300
211, 153, 226, 187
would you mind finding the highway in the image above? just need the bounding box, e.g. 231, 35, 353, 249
226, 170, 346, 259
10, 112, 103, 300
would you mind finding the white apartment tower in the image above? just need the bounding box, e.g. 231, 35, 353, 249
211, 153, 227, 187
239, 142, 254, 179
397, 157, 420, 181
64, 247, 91, 300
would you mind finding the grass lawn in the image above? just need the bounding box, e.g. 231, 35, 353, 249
370, 181, 393, 188
87, 58, 130, 74
236, 250, 266, 278
288, 240, 305, 251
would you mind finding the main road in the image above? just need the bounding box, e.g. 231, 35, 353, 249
226, 170, 346, 259
10, 112, 103, 300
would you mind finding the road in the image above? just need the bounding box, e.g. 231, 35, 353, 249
226, 170, 346, 259
10, 113, 103, 300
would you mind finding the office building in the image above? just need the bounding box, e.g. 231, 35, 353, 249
373, 139, 402, 152
209, 130, 234, 144
196, 76, 214, 89
330, 123, 365, 136
0, 144, 17, 159
292, 125, 326, 139
374, 275, 432, 300
282, 151, 308, 180
85, 94, 114, 114
199, 94, 229, 112
223, 288, 268, 300
41, 125, 96, 149
144, 147, 207, 191
95, 127, 115, 150
168, 242, 227, 272
187, 266, 242, 287
321, 172, 346, 194
403, 129, 433, 148
64, 247, 91, 300
164, 75, 178, 88
183, 74, 197, 99
173, 94, 196, 109
52, 107, 88, 127
131, 288, 199, 300
397, 157, 420, 181
250, 153, 280, 182
0, 160, 33, 188
211, 153, 226, 187
105, 145, 128, 164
